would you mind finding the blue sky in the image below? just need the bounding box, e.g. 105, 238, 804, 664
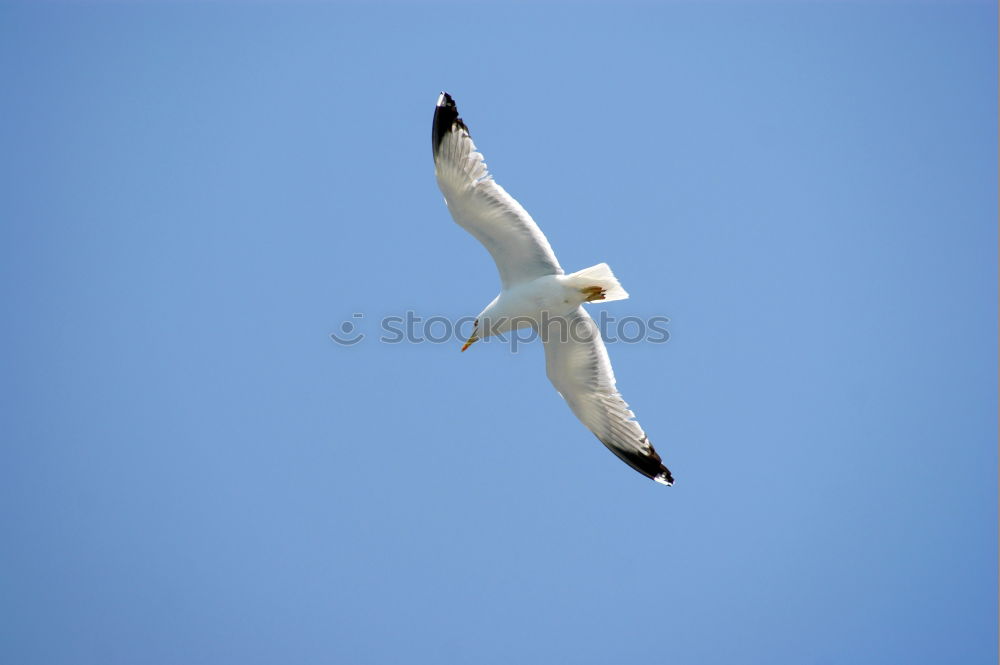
1, 2, 996, 664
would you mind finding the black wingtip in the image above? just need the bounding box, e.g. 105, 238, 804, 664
655, 466, 675, 487
432, 91, 467, 155
600, 435, 674, 486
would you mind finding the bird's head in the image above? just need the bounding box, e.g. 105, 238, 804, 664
461, 318, 480, 352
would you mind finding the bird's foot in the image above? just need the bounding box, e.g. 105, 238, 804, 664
581, 286, 606, 302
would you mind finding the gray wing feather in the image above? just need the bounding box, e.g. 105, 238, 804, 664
542, 307, 673, 485
433, 93, 563, 288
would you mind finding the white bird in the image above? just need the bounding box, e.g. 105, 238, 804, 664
432, 92, 673, 486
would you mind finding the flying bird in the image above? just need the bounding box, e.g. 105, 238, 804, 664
432, 92, 673, 486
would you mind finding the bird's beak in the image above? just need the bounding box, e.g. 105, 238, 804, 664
461, 333, 479, 352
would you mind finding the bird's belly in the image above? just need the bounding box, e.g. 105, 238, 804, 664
501, 276, 582, 326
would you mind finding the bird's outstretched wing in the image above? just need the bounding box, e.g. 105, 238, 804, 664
543, 307, 673, 485
432, 92, 563, 288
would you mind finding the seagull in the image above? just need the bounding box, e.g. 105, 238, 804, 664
432, 92, 673, 486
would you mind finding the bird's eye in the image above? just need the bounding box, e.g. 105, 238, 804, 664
474, 319, 479, 327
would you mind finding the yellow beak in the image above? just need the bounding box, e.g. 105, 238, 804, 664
461, 333, 479, 352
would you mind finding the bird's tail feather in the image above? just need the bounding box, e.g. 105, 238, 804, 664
567, 263, 629, 302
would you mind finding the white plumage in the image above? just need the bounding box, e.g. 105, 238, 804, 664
432, 92, 672, 486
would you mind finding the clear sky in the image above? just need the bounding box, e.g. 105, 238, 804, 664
1, 2, 996, 664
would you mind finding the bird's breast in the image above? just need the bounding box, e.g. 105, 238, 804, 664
496, 276, 580, 322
